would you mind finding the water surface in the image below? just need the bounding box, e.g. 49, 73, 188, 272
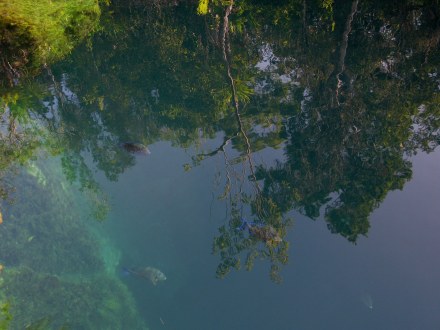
0, 1, 439, 329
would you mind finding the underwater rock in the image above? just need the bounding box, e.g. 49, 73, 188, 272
119, 142, 151, 155
123, 266, 166, 285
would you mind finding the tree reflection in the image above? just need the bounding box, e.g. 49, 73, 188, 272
250, 0, 440, 242
0, 0, 439, 283
0, 88, 46, 205
204, 0, 440, 279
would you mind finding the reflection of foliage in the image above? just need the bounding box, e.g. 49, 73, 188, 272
206, 2, 293, 283
0, 103, 43, 203
197, 0, 209, 15
197, 0, 439, 265
60, 151, 111, 221
209, 136, 292, 283
249, 0, 440, 242
212, 197, 291, 283
0, 0, 439, 285
1, 77, 111, 220
40, 0, 439, 276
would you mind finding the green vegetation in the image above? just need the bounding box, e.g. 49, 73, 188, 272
2, 267, 145, 329
0, 0, 100, 87
0, 300, 12, 329
0, 156, 145, 328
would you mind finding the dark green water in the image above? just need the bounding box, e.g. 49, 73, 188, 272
1, 1, 439, 329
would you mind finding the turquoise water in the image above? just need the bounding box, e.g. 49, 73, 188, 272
2, 134, 439, 329
1, 1, 440, 329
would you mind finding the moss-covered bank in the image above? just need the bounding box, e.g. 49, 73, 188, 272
0, 0, 101, 88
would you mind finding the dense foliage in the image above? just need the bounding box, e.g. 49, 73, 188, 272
0, 0, 101, 88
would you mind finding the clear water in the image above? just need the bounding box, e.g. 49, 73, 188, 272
102, 145, 440, 330
1, 2, 440, 329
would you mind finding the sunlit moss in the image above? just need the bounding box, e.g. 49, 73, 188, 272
0, 0, 100, 85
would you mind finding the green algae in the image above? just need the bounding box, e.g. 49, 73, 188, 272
97, 235, 122, 276
0, 300, 12, 329
0, 267, 147, 329
0, 155, 147, 329
0, 156, 104, 274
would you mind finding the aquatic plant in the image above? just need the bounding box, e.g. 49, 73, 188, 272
0, 157, 104, 274
0, 155, 147, 328
1, 266, 147, 329
91, 230, 121, 276
0, 300, 12, 329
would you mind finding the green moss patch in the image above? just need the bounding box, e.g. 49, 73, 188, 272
0, 0, 100, 85
0, 155, 146, 328
0, 267, 147, 329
